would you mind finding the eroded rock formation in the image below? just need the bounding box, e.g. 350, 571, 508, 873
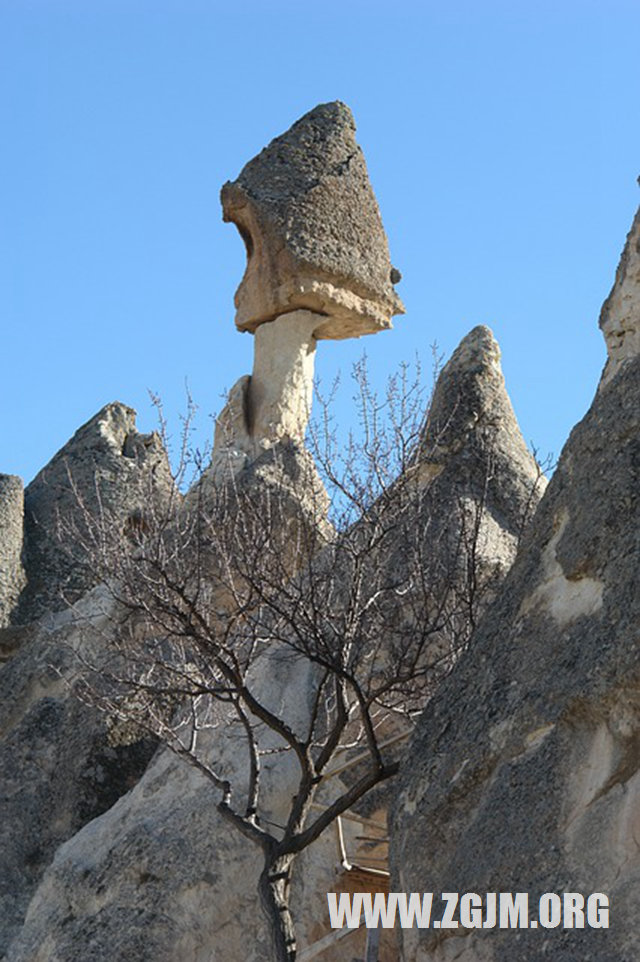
409, 324, 545, 576
17, 403, 173, 623
600, 205, 640, 386
5, 102, 634, 962
0, 402, 172, 955
215, 102, 405, 473
2, 325, 544, 962
210, 310, 323, 470
0, 475, 24, 629
391, 203, 640, 962
221, 100, 404, 337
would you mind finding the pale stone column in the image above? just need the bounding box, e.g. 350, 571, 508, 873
248, 310, 321, 443
213, 100, 405, 477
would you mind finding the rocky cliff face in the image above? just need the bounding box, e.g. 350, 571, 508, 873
0, 475, 24, 629
8, 101, 631, 962
0, 404, 172, 956
3, 644, 321, 962
0, 596, 157, 958
1, 325, 544, 962
17, 402, 173, 623
407, 324, 545, 588
391, 204, 640, 962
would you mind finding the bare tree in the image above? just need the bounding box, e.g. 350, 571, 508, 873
61, 356, 529, 962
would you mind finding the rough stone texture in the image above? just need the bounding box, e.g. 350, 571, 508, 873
375, 326, 546, 645
3, 645, 329, 962
200, 428, 333, 565
293, 324, 546, 959
0, 393, 334, 961
0, 593, 157, 957
404, 325, 547, 591
250, 310, 319, 443
0, 475, 25, 628
212, 310, 322, 472
17, 403, 173, 623
2, 327, 546, 962
0, 406, 173, 952
391, 206, 640, 962
221, 101, 404, 338
600, 203, 640, 386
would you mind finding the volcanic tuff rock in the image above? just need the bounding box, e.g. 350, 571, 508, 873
319, 323, 547, 858
412, 324, 545, 552
221, 101, 404, 337
3, 644, 330, 962
216, 103, 405, 475
392, 203, 640, 962
599, 204, 640, 386
0, 395, 332, 961
0, 474, 25, 628
210, 311, 325, 468
16, 403, 173, 623
0, 404, 172, 954
0, 590, 158, 958
2, 327, 545, 962
363, 324, 547, 674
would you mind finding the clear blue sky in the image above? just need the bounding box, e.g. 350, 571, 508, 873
1, 0, 638, 484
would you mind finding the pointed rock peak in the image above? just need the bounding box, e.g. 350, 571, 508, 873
599, 202, 640, 387
418, 325, 545, 534
18, 403, 173, 623
422, 325, 519, 458
28, 403, 169, 483
221, 101, 404, 339
440, 324, 502, 377
52, 402, 139, 460
393, 226, 640, 962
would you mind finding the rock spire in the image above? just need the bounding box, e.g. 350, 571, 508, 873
392, 201, 640, 962
1, 327, 547, 962
214, 102, 405, 469
599, 203, 640, 386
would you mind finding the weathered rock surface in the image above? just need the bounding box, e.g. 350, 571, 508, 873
412, 325, 545, 564
392, 204, 640, 962
317, 323, 547, 926
0, 475, 25, 628
250, 310, 319, 443
211, 311, 323, 467
17, 403, 173, 623
0, 405, 173, 954
3, 643, 327, 962
3, 327, 545, 962
222, 101, 404, 337
600, 204, 640, 386
0, 592, 157, 958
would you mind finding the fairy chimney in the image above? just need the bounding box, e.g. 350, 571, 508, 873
215, 102, 404, 461
221, 100, 404, 338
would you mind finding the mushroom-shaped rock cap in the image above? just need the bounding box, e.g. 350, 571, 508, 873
221, 101, 405, 339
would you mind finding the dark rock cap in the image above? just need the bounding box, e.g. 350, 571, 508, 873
221, 101, 404, 339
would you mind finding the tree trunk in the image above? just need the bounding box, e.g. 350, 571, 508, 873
259, 853, 297, 962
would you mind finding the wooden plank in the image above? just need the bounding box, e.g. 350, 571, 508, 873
297, 924, 359, 962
